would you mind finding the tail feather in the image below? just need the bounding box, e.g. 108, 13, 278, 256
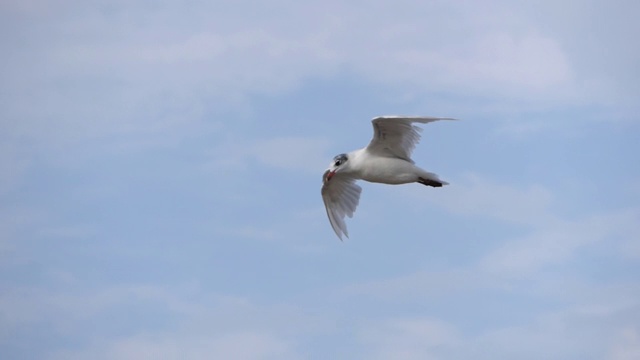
417, 171, 448, 187
418, 177, 446, 187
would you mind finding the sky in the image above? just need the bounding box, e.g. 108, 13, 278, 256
1, 0, 639, 359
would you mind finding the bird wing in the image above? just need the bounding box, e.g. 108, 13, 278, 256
321, 171, 362, 240
366, 116, 455, 162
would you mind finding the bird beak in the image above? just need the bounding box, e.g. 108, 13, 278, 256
323, 169, 336, 183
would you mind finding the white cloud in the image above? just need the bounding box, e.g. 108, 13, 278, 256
339, 171, 640, 358
350, 298, 640, 360
50, 332, 295, 360
350, 30, 573, 102
0, 283, 323, 359
3, 0, 637, 146
400, 174, 638, 275
345, 268, 482, 302
417, 173, 554, 226
345, 278, 640, 359
481, 208, 640, 275
250, 137, 331, 173
1, 2, 638, 359
206, 136, 330, 176
609, 328, 640, 360
358, 318, 457, 360
1, 0, 637, 197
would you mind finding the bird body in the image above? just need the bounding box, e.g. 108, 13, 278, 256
356, 152, 439, 185
321, 116, 454, 240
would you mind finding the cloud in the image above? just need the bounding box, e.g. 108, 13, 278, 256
351, 299, 640, 360
345, 276, 640, 359
368, 173, 639, 294
358, 318, 457, 360
481, 207, 640, 275
2, 0, 637, 198
517, 1, 640, 108
345, 268, 481, 303
609, 327, 640, 360
3, 0, 637, 149
464, 308, 617, 360
250, 137, 330, 173
0, 283, 321, 359
349, 29, 573, 102
49, 332, 295, 360
1, 2, 638, 360
204, 135, 330, 180
398, 174, 638, 276
416, 173, 554, 226
337, 170, 640, 358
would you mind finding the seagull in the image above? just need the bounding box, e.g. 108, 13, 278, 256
321, 116, 455, 240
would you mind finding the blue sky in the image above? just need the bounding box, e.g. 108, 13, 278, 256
1, 1, 639, 359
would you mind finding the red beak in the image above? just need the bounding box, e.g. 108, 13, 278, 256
324, 170, 336, 183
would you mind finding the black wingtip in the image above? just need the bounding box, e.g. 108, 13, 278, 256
418, 178, 445, 187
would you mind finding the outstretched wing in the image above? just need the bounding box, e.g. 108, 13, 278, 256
366, 116, 455, 162
321, 171, 362, 240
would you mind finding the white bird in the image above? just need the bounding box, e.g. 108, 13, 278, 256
321, 116, 455, 240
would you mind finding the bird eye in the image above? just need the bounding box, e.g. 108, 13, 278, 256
333, 153, 347, 167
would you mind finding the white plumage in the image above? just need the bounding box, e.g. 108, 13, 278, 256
321, 116, 455, 240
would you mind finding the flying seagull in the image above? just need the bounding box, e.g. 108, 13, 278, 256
321, 116, 455, 240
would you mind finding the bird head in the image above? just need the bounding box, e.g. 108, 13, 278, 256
323, 153, 349, 183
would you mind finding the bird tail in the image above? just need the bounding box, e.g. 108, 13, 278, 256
417, 172, 448, 187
